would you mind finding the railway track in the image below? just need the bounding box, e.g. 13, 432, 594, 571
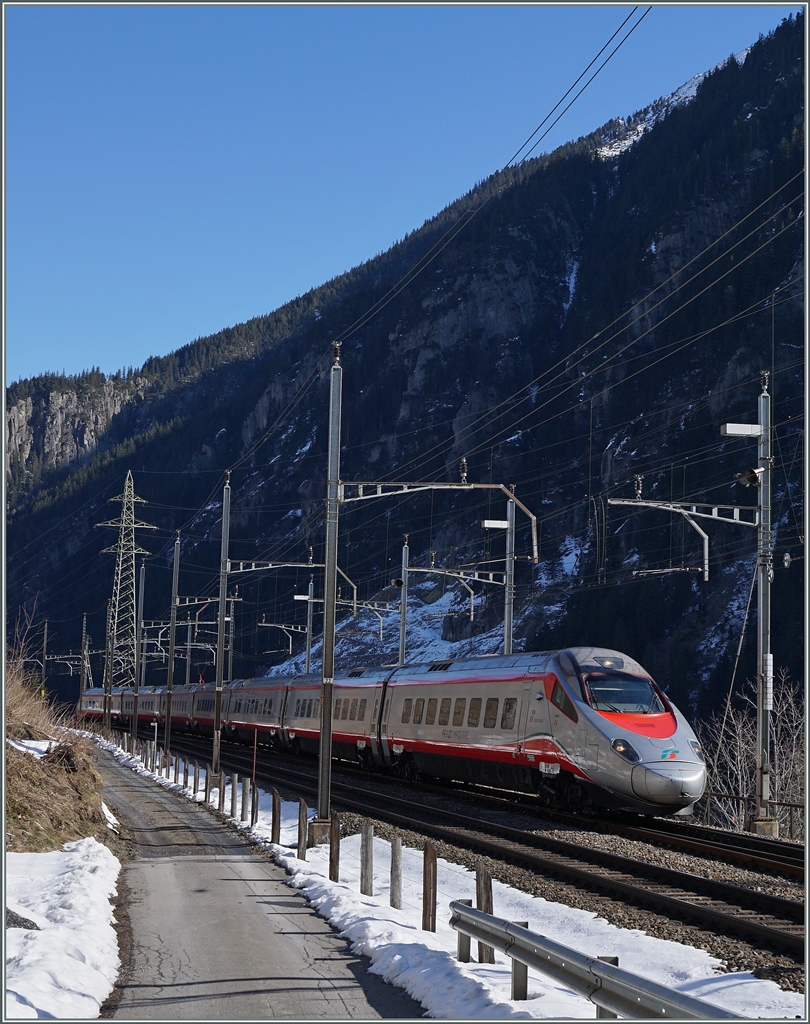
347, 770, 805, 881
155, 731, 804, 959
148, 726, 804, 880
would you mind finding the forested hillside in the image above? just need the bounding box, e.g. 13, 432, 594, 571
7, 15, 804, 718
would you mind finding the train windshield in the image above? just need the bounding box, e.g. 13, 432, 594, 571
583, 672, 666, 714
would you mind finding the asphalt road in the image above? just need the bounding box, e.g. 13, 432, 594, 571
96, 752, 424, 1019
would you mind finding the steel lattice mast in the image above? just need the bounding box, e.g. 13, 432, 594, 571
97, 472, 156, 725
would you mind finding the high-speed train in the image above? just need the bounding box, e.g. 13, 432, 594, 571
80, 647, 706, 815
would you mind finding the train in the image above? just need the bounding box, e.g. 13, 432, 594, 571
79, 646, 707, 816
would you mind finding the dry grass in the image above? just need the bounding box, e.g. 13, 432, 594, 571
6, 657, 73, 741
6, 654, 111, 853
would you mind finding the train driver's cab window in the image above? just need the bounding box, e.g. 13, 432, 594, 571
401, 698, 413, 724
551, 681, 578, 722
583, 672, 666, 714
438, 697, 452, 726
483, 697, 499, 729
425, 697, 438, 725
500, 697, 517, 729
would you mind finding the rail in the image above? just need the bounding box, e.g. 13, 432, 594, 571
448, 902, 743, 1020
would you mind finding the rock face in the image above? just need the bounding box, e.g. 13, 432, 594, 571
5, 16, 804, 713
6, 379, 145, 483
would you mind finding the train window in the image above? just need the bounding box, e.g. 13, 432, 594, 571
452, 698, 466, 727
349, 698, 358, 721
373, 699, 379, 722
401, 698, 413, 724
425, 698, 437, 725
467, 698, 482, 728
438, 697, 451, 726
413, 698, 425, 725
235, 699, 241, 713
334, 698, 342, 718
294, 699, 301, 717
314, 699, 320, 718
358, 698, 367, 721
483, 698, 499, 729
551, 681, 578, 723
501, 698, 517, 730
341, 700, 350, 720
304, 699, 311, 718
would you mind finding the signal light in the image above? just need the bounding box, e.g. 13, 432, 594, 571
735, 467, 761, 487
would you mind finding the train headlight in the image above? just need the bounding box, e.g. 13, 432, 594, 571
689, 739, 705, 762
611, 737, 641, 763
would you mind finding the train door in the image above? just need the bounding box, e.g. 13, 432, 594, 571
516, 687, 531, 756
379, 686, 393, 767
547, 676, 580, 766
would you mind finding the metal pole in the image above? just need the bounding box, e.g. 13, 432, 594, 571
165, 533, 180, 756
213, 472, 231, 775
504, 493, 515, 656
104, 600, 112, 732
133, 562, 145, 740
305, 576, 314, 673
316, 344, 342, 834
755, 372, 774, 830
185, 620, 192, 688
79, 613, 88, 693
398, 535, 409, 666
227, 595, 235, 683
41, 620, 48, 698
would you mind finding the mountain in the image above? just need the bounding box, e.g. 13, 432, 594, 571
6, 14, 804, 718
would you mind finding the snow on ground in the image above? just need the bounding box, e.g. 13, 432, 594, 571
6, 839, 121, 1019
7, 739, 56, 759
19, 733, 795, 1020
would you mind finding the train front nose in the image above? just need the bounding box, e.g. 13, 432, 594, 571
631, 762, 706, 806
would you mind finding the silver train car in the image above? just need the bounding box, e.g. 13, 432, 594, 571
80, 647, 706, 815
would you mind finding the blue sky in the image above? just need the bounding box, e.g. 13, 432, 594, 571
4, 4, 802, 384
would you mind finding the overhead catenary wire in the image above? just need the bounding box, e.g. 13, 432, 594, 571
386, 208, 803, 483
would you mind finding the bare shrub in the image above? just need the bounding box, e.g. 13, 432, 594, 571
698, 668, 805, 839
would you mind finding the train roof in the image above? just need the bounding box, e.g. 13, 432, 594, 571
81, 649, 648, 699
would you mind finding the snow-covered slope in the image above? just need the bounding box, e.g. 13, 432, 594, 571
596, 48, 751, 159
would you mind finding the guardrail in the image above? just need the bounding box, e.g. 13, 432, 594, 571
448, 901, 743, 1020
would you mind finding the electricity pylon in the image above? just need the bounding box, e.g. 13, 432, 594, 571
97, 471, 156, 728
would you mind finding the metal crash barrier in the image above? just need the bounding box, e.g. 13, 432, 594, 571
448, 901, 744, 1020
